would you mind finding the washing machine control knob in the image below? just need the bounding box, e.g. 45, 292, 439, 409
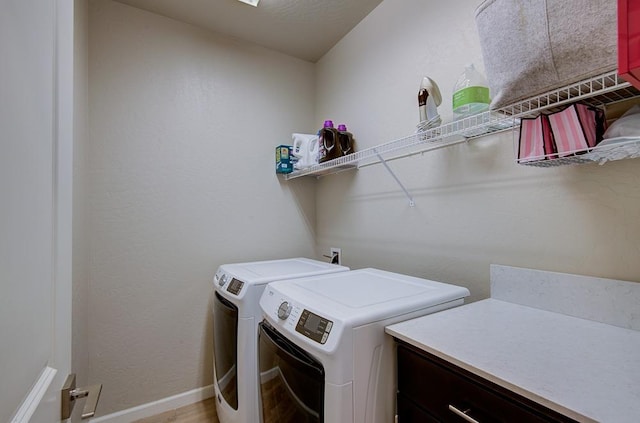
277, 301, 292, 320
218, 274, 227, 287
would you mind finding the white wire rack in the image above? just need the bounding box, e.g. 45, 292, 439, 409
519, 137, 640, 167
509, 70, 640, 167
284, 70, 640, 179
284, 111, 517, 180
284, 112, 519, 181
501, 71, 640, 118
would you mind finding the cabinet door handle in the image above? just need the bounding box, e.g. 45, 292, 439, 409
448, 404, 481, 423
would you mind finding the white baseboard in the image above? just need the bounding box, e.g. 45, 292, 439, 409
89, 385, 214, 423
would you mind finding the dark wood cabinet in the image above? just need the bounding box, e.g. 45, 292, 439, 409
396, 342, 579, 423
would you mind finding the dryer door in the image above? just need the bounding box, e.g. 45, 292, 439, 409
258, 321, 325, 423
213, 291, 238, 409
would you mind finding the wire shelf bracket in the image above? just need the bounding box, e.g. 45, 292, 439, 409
374, 149, 415, 207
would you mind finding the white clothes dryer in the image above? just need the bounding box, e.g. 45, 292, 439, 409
212, 257, 349, 423
258, 268, 470, 423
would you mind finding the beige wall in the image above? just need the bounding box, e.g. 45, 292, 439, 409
87, 0, 316, 415
315, 0, 640, 302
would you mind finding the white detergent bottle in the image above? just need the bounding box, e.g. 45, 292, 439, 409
452, 63, 490, 120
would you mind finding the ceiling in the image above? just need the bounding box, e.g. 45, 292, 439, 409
113, 0, 384, 62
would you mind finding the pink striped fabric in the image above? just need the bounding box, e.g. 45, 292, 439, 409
518, 115, 554, 162
576, 104, 598, 147
541, 114, 557, 159
519, 117, 545, 161
547, 105, 591, 156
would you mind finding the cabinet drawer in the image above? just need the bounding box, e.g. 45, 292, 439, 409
397, 394, 440, 423
397, 343, 577, 423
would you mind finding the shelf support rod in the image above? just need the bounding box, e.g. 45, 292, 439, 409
374, 149, 415, 207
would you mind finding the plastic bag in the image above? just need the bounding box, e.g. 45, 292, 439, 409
603, 105, 640, 139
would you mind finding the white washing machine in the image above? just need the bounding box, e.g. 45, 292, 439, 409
258, 268, 470, 423
212, 257, 349, 423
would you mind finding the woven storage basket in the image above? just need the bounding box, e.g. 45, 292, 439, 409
475, 0, 617, 109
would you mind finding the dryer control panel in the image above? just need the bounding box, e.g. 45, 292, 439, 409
295, 309, 333, 344
226, 278, 244, 295
260, 281, 345, 354
260, 285, 344, 353
213, 270, 244, 296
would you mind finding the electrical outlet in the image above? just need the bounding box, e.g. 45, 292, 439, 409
330, 247, 341, 265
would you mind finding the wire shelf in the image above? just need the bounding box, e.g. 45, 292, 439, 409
519, 137, 640, 167
499, 71, 640, 119
513, 71, 640, 167
284, 70, 640, 179
285, 112, 519, 180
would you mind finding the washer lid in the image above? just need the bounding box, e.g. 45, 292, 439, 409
301, 270, 428, 308
218, 257, 348, 285
270, 268, 470, 325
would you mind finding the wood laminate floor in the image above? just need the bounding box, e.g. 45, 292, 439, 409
132, 398, 219, 423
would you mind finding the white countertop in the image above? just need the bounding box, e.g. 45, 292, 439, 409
386, 298, 640, 423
